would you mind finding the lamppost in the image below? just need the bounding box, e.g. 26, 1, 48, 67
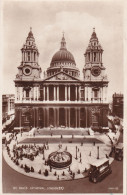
75, 146, 78, 160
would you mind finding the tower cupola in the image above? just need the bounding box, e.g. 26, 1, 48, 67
21, 27, 39, 66
84, 28, 103, 65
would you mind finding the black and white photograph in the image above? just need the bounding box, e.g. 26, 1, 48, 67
1, 0, 125, 194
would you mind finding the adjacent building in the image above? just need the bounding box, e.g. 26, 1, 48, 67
2, 94, 15, 122
112, 93, 123, 118
14, 28, 109, 131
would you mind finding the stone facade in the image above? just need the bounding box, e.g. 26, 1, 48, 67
14, 28, 109, 131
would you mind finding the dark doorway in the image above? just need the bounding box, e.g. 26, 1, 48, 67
38, 108, 43, 128
92, 112, 99, 127
59, 85, 65, 101
70, 108, 75, 127
49, 108, 54, 126
80, 108, 86, 128
70, 85, 75, 101
59, 108, 65, 126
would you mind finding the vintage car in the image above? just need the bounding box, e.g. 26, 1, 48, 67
115, 143, 123, 161
88, 158, 112, 183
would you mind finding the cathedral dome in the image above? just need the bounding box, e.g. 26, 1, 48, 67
51, 49, 76, 66
50, 35, 76, 67
47, 34, 80, 78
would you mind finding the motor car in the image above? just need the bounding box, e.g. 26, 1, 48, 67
88, 158, 112, 183
115, 143, 123, 161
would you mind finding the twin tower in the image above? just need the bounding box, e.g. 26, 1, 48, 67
14, 28, 109, 131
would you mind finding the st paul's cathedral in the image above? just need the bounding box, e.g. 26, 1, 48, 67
14, 28, 109, 132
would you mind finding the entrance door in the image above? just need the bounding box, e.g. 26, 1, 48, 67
92, 112, 99, 127
59, 108, 65, 126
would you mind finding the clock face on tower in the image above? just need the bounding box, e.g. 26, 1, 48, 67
23, 66, 32, 76
91, 66, 101, 77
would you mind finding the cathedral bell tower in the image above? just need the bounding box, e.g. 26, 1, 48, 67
83, 28, 108, 103
16, 27, 42, 80
14, 28, 42, 103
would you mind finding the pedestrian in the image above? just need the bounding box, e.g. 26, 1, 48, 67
72, 172, 75, 179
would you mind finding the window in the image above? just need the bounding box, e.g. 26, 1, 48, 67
26, 90, 29, 98
94, 90, 98, 99
28, 52, 30, 61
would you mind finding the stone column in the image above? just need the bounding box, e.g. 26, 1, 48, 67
30, 88, 31, 100
38, 86, 40, 100
54, 86, 56, 101
88, 87, 91, 101
47, 86, 49, 101
43, 86, 45, 101
79, 86, 81, 101
33, 87, 35, 100
57, 86, 59, 101
86, 86, 88, 101
102, 87, 103, 102
100, 53, 102, 63
68, 86, 70, 101
105, 86, 107, 101
90, 53, 92, 62
36, 86, 38, 100
20, 87, 23, 101
24, 90, 26, 100
18, 87, 20, 101
75, 86, 77, 101
99, 88, 101, 102
65, 86, 67, 101
84, 86, 85, 101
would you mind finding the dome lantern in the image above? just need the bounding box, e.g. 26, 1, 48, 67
60, 32, 67, 50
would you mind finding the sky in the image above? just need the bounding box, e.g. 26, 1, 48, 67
1, 0, 123, 101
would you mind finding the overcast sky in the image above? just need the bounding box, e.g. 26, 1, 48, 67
2, 0, 123, 101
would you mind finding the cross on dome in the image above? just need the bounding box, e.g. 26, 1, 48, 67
62, 31, 65, 37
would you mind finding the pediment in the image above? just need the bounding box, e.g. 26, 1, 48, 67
43, 71, 81, 82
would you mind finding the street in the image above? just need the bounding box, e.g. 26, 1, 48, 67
2, 154, 123, 193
